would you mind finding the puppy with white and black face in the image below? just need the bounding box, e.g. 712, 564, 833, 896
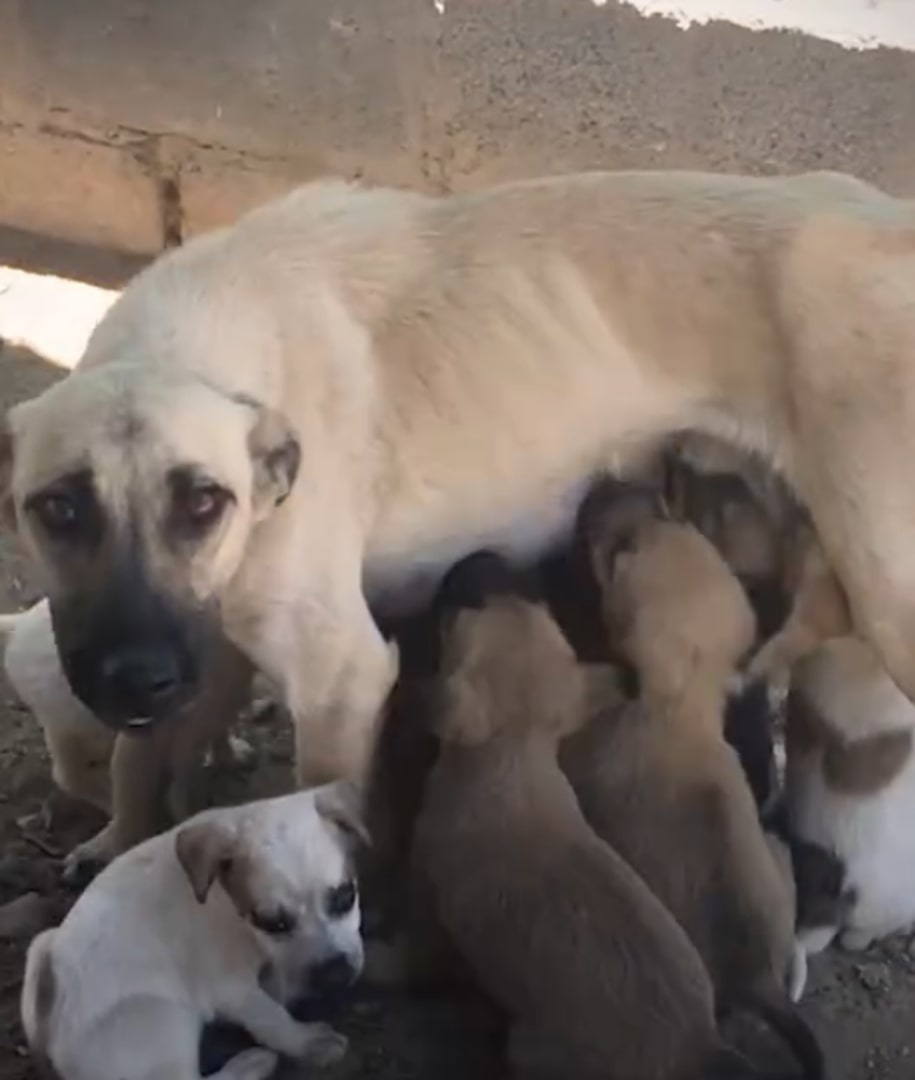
785, 637, 915, 955
20, 783, 366, 1080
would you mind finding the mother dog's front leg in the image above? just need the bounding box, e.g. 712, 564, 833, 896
792, 394, 915, 709
63, 724, 172, 883
783, 213, 915, 708
284, 599, 399, 788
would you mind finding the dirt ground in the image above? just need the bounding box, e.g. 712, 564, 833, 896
0, 233, 913, 1079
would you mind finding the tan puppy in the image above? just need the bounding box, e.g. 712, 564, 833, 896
662, 436, 798, 813
665, 432, 799, 638
3, 168, 915, 873
410, 551, 780, 1080
560, 484, 822, 1077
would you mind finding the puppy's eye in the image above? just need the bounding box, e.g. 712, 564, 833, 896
31, 493, 79, 535
249, 908, 296, 936
325, 879, 357, 919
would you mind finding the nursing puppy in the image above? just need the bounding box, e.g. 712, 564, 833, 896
20, 783, 366, 1080
0, 600, 255, 875
3, 169, 915, 875
663, 436, 798, 813
560, 484, 822, 1077
412, 551, 779, 1080
785, 636, 915, 954
665, 433, 798, 641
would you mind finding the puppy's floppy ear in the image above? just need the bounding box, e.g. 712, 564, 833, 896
175, 820, 236, 904
315, 780, 372, 850
246, 402, 301, 511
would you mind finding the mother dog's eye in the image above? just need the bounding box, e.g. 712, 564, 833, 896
325, 879, 357, 919
173, 482, 232, 532
249, 908, 296, 936
31, 493, 79, 535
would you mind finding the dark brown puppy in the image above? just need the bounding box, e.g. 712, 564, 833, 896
411, 552, 775, 1080
664, 433, 798, 642
561, 486, 823, 1079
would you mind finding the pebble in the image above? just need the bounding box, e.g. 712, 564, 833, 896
855, 962, 892, 995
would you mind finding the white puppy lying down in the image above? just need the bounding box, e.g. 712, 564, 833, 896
20, 784, 367, 1080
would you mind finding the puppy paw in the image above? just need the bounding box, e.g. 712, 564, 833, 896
222, 1047, 279, 1080
299, 1023, 348, 1068
839, 928, 876, 953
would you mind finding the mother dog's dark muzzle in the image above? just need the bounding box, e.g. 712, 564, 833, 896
100, 645, 185, 724
50, 583, 208, 731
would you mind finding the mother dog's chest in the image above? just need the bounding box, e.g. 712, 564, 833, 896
363, 478, 591, 620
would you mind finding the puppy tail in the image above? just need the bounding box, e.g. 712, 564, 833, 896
729, 987, 825, 1079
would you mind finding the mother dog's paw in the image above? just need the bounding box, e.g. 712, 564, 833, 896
61, 824, 125, 889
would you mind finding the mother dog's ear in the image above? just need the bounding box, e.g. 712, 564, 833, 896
175, 820, 237, 903
247, 403, 301, 512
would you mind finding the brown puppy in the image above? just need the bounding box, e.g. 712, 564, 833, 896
561, 484, 823, 1078
411, 551, 779, 1080
664, 433, 799, 641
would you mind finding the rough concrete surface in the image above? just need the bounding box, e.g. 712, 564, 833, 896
1, 0, 915, 251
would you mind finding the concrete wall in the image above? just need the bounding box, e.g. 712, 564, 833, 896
1, 0, 914, 255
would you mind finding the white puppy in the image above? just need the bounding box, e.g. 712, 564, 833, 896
785, 636, 915, 954
20, 783, 367, 1080
1, 600, 115, 813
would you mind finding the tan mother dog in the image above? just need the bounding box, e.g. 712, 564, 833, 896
2, 169, 914, 869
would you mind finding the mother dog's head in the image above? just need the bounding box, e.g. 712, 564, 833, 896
0, 363, 299, 730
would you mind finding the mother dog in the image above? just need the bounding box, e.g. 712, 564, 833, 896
2, 169, 912, 861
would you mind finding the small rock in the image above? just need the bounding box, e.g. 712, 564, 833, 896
855, 962, 891, 995
0, 892, 57, 941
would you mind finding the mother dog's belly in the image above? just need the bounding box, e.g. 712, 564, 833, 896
363, 478, 592, 620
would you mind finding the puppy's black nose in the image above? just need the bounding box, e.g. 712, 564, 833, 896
310, 954, 359, 995
101, 646, 181, 716
436, 550, 518, 614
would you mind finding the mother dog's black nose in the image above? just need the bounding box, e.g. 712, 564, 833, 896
435, 550, 519, 614
101, 646, 181, 716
